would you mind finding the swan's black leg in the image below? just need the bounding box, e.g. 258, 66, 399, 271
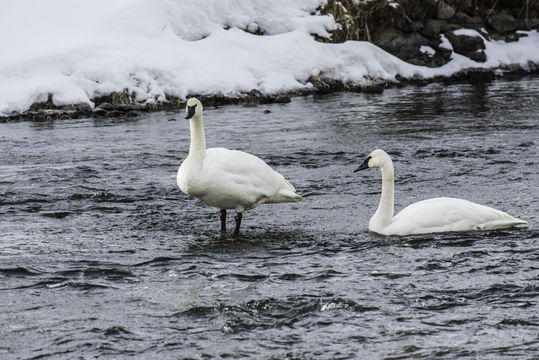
233, 213, 242, 236
220, 209, 227, 237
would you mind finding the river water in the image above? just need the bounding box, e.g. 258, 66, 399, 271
1, 78, 538, 359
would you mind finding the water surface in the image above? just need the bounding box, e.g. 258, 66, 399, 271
1, 78, 538, 359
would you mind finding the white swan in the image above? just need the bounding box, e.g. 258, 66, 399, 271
355, 149, 527, 236
177, 98, 302, 236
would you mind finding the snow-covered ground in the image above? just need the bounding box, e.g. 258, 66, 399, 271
1, 0, 538, 115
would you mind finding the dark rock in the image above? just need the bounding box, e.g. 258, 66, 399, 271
274, 95, 291, 103
116, 104, 143, 112
245, 89, 263, 100
307, 75, 332, 94
420, 19, 452, 38
450, 11, 483, 27
488, 13, 517, 33
362, 82, 385, 94
437, 1, 455, 20
459, 0, 478, 16
395, 17, 424, 33
244, 89, 272, 104
347, 83, 363, 92
375, 29, 451, 67
259, 95, 276, 104
263, 109, 272, 114
76, 103, 92, 113
98, 102, 115, 111
504, 32, 519, 42
467, 69, 495, 82
445, 30, 485, 60
324, 78, 345, 91
431, 48, 453, 67
467, 50, 487, 62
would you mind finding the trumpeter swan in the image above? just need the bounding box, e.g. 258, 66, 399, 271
177, 98, 302, 236
355, 149, 527, 236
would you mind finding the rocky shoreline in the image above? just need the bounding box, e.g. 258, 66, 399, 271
319, 0, 539, 67
2, 0, 539, 121
3, 67, 537, 122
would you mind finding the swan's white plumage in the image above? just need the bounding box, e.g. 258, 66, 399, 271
384, 197, 527, 236
177, 98, 301, 232
358, 149, 527, 236
178, 147, 300, 212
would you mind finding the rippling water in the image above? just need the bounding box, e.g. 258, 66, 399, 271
1, 78, 538, 359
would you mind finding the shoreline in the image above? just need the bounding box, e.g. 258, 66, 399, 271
3, 65, 538, 122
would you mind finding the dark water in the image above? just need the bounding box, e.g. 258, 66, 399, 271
1, 78, 538, 359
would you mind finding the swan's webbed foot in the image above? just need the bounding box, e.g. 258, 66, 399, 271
233, 213, 242, 237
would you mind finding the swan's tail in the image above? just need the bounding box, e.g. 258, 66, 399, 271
278, 189, 303, 203
475, 216, 528, 230
276, 176, 301, 203
509, 217, 528, 225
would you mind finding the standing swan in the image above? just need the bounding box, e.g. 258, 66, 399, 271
177, 98, 302, 236
355, 149, 527, 236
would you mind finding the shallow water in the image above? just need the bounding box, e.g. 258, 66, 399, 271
1, 78, 538, 359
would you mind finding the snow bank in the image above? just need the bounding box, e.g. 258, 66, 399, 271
1, 0, 539, 115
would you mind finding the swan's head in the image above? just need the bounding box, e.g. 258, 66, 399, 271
354, 149, 390, 172
185, 98, 203, 120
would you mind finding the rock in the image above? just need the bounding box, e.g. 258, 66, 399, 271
76, 103, 92, 113
467, 69, 495, 82
98, 102, 115, 111
467, 50, 487, 62
445, 30, 485, 60
347, 83, 363, 92
274, 95, 291, 104
450, 12, 483, 27
241, 91, 279, 105
362, 81, 385, 94
375, 29, 451, 67
116, 104, 142, 112
395, 17, 424, 33
504, 32, 519, 42
93, 109, 106, 116
307, 75, 332, 94
488, 13, 517, 33
437, 1, 456, 20
459, 0, 478, 16
420, 19, 452, 38
244, 89, 267, 104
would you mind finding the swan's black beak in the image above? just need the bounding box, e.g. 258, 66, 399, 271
354, 156, 371, 172
185, 105, 196, 119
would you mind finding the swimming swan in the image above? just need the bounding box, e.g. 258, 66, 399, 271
355, 149, 527, 236
177, 98, 302, 236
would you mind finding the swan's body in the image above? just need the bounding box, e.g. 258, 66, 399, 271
356, 149, 527, 236
177, 98, 301, 236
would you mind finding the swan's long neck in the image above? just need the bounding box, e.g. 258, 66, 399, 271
188, 115, 206, 156
372, 160, 394, 226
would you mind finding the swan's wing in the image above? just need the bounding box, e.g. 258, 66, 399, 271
194, 148, 299, 210
388, 197, 525, 235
